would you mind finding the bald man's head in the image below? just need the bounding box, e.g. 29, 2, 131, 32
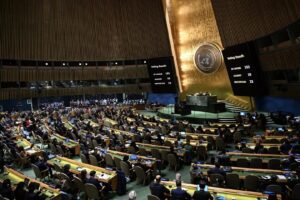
155, 175, 161, 183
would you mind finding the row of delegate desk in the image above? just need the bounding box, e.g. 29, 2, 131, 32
4, 115, 292, 199
0, 167, 60, 200
194, 164, 295, 183
161, 181, 279, 200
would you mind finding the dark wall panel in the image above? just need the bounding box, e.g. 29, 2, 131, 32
0, 0, 171, 60
212, 0, 300, 47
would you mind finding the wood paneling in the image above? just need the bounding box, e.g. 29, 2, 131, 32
0, 84, 151, 100
0, 0, 171, 60
212, 0, 300, 47
260, 44, 300, 71
1, 65, 149, 82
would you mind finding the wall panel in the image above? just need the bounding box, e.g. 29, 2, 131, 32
0, 0, 171, 61
211, 0, 300, 47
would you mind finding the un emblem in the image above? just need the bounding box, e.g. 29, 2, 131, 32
194, 43, 223, 74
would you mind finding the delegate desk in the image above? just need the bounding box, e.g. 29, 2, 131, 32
126, 117, 136, 123
135, 142, 186, 157
15, 137, 43, 157
253, 135, 288, 142
106, 128, 135, 137
47, 156, 117, 190
237, 143, 281, 150
83, 119, 100, 128
63, 121, 76, 131
0, 167, 60, 199
50, 133, 80, 155
227, 152, 289, 164
164, 137, 208, 148
161, 181, 276, 200
178, 132, 218, 140
106, 150, 158, 169
195, 164, 294, 183
103, 118, 118, 127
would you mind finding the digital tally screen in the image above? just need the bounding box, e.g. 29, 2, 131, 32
223, 42, 263, 96
147, 57, 177, 93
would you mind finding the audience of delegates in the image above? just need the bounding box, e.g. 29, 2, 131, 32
0, 103, 300, 200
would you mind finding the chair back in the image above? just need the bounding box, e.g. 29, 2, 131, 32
290, 162, 299, 171
215, 137, 225, 151
70, 133, 78, 141
72, 176, 85, 192
265, 184, 282, 194
268, 159, 281, 170
268, 147, 279, 154
49, 143, 58, 154
134, 166, 146, 184
242, 147, 253, 153
120, 161, 130, 177
291, 183, 300, 200
139, 148, 148, 156
151, 149, 161, 160
80, 154, 89, 164
127, 146, 136, 154
105, 154, 115, 167
60, 173, 71, 182
225, 173, 240, 189
161, 150, 169, 163
209, 173, 225, 187
244, 175, 259, 191
233, 132, 241, 143
196, 146, 207, 161
92, 140, 99, 148
31, 164, 42, 179
89, 154, 99, 166
84, 183, 100, 199
57, 146, 65, 156
147, 194, 160, 200
87, 138, 93, 149
167, 154, 178, 171
53, 163, 63, 173
207, 136, 215, 147
250, 158, 263, 168
114, 157, 122, 170
236, 158, 249, 168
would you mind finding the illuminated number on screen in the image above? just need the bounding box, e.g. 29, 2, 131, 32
244, 65, 251, 69
247, 73, 252, 77
249, 80, 254, 84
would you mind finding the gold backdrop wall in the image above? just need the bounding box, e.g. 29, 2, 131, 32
164, 0, 252, 110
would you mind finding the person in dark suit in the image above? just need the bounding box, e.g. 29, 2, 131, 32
0, 179, 14, 200
86, 170, 102, 190
62, 164, 74, 180
35, 156, 52, 177
149, 175, 170, 200
192, 182, 213, 200
14, 182, 28, 200
26, 182, 45, 200
207, 162, 226, 177
171, 180, 191, 200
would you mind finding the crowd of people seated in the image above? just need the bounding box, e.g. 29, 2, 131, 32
0, 103, 300, 200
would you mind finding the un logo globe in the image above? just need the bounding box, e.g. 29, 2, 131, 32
194, 43, 223, 74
